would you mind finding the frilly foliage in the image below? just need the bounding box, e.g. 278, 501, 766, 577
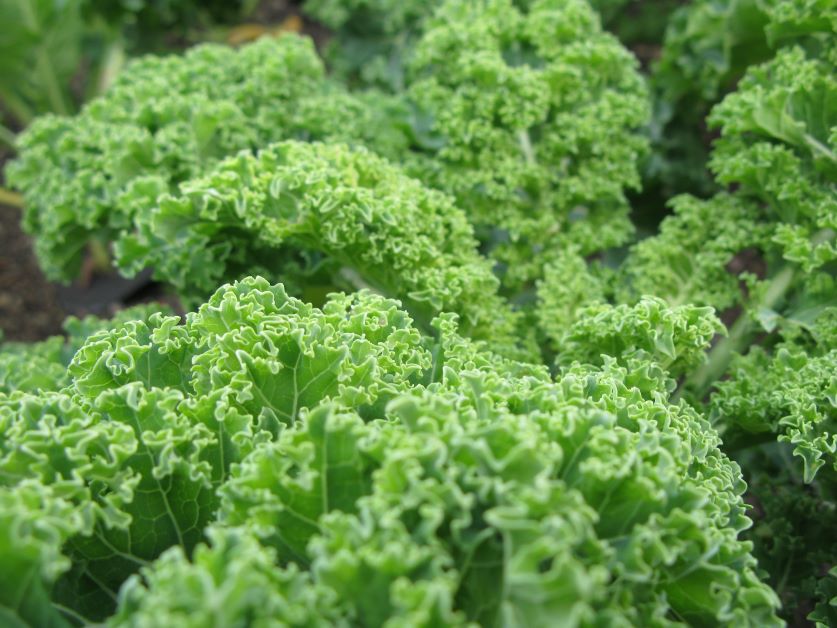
111, 140, 528, 357
553, 297, 724, 380
7, 3, 650, 353
4, 0, 837, 623
646, 0, 836, 200
0, 277, 782, 626
404, 0, 649, 288
614, 6, 835, 619
300, 0, 644, 89
0, 303, 171, 395
6, 35, 407, 282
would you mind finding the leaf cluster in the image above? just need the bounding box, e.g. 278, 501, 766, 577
0, 277, 782, 626
3, 0, 837, 624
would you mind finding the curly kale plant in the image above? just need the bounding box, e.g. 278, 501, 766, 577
8, 2, 649, 350
113, 140, 527, 356
4, 0, 837, 624
532, 6, 836, 618
545, 11, 837, 619
403, 0, 649, 289
620, 40, 836, 402
0, 276, 782, 626
297, 0, 651, 294
7, 34, 406, 282
301, 0, 664, 89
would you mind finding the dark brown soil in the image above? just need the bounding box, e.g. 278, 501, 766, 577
0, 202, 180, 342
1, 134, 168, 342
0, 204, 65, 341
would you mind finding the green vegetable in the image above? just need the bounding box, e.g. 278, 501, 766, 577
301, 0, 672, 89
616, 12, 836, 619
4, 0, 837, 623
0, 276, 782, 626
7, 35, 405, 281
0, 0, 84, 124
646, 0, 836, 204
114, 140, 529, 357
0, 0, 256, 130
404, 0, 649, 290
0, 303, 172, 395
8, 4, 649, 351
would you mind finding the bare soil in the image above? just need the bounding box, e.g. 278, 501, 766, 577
0, 204, 65, 341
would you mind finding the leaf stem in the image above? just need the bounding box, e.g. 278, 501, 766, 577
53, 602, 98, 626
517, 129, 536, 165
805, 134, 836, 164
94, 39, 126, 97
0, 123, 17, 149
686, 264, 796, 399
17, 0, 72, 116
0, 187, 23, 208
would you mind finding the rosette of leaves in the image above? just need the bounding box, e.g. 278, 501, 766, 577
6, 34, 408, 281
0, 276, 782, 626
300, 0, 665, 92
303, 0, 652, 293
110, 140, 529, 358
403, 0, 649, 290
647, 0, 836, 202
7, 32, 533, 358
615, 38, 836, 397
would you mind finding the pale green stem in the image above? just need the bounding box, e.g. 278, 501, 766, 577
684, 264, 796, 399
805, 134, 836, 164
94, 39, 126, 97
17, 0, 71, 116
517, 129, 536, 165
0, 123, 16, 149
